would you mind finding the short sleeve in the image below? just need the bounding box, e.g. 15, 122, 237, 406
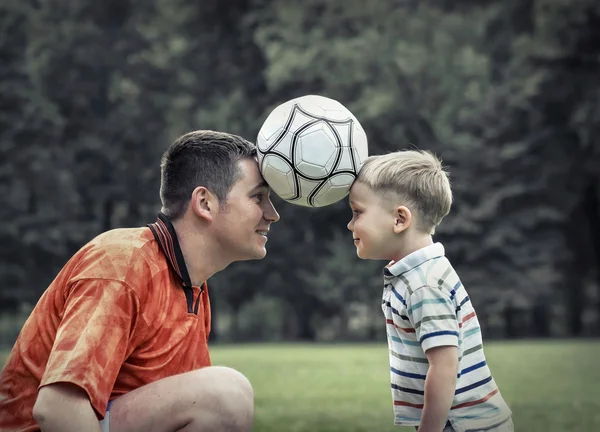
40, 279, 140, 418
407, 286, 459, 352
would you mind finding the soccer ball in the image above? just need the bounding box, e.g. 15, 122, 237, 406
256, 95, 369, 207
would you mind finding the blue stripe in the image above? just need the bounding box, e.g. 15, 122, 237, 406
449, 280, 462, 300
389, 335, 420, 347
455, 295, 470, 313
384, 301, 409, 320
391, 366, 427, 380
391, 287, 407, 306
461, 360, 486, 376
391, 383, 424, 395
392, 365, 466, 381
408, 298, 448, 314
419, 330, 459, 344
455, 375, 493, 395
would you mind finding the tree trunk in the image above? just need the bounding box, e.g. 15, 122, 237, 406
296, 305, 316, 341
584, 181, 600, 336
532, 304, 551, 337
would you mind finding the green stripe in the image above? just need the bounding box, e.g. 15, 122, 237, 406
398, 274, 413, 296
463, 344, 483, 357
414, 314, 456, 330
390, 349, 428, 364
463, 327, 481, 339
409, 298, 450, 314
389, 335, 421, 347
438, 267, 452, 289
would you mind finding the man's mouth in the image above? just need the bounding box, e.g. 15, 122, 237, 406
256, 230, 269, 237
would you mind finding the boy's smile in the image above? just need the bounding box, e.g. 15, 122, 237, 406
347, 181, 401, 261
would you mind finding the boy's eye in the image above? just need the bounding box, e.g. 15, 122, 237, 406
352, 209, 361, 216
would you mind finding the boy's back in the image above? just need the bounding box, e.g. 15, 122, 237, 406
382, 242, 512, 431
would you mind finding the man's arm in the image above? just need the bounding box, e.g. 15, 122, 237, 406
418, 346, 458, 432
39, 279, 140, 419
33, 383, 103, 432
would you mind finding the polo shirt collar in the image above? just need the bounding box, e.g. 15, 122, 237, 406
383, 243, 445, 277
147, 212, 192, 287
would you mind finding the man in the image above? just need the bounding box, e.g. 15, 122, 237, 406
0, 130, 280, 432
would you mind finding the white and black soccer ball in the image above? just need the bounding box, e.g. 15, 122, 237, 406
256, 95, 369, 207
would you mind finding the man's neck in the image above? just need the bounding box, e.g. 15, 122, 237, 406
171, 217, 228, 286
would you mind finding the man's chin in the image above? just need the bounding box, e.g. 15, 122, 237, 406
240, 247, 267, 261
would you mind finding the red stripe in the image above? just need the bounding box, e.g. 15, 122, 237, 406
394, 400, 424, 409
459, 311, 476, 328
386, 319, 415, 333
452, 388, 499, 410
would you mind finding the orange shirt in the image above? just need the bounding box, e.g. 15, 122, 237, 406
0, 214, 211, 432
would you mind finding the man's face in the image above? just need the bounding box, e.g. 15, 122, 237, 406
212, 158, 280, 262
347, 181, 398, 261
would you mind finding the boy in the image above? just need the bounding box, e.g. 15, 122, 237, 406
347, 150, 513, 432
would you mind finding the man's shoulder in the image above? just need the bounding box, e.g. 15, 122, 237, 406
90, 226, 155, 250
69, 227, 168, 287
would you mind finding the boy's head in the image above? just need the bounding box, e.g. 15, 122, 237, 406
347, 149, 452, 260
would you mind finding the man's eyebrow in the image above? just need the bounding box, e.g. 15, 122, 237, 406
248, 180, 269, 194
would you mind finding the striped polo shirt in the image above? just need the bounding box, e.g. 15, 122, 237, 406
382, 243, 512, 431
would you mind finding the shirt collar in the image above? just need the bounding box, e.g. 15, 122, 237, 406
383, 243, 445, 277
147, 212, 192, 287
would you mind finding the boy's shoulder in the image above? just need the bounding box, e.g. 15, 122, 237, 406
388, 245, 465, 297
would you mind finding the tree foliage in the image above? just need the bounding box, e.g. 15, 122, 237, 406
1, 0, 599, 340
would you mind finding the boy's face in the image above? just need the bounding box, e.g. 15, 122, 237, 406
347, 181, 401, 261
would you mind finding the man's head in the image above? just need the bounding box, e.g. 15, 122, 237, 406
160, 130, 257, 219
347, 150, 452, 260
160, 130, 280, 264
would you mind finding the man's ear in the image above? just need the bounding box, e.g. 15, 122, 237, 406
189, 186, 217, 222
393, 205, 412, 234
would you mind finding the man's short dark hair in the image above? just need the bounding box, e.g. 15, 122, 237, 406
160, 130, 257, 220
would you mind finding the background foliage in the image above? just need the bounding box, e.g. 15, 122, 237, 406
1, 0, 600, 344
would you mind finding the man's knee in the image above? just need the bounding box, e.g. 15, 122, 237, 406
108, 366, 253, 432
188, 366, 254, 431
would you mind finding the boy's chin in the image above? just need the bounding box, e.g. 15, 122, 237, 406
356, 249, 374, 260
357, 248, 392, 261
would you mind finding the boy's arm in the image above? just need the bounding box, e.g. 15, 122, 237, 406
419, 346, 458, 432
406, 286, 459, 432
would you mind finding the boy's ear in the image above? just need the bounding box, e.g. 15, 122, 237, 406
393, 206, 412, 234
189, 186, 217, 222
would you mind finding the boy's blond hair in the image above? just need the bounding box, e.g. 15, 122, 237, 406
357, 150, 452, 234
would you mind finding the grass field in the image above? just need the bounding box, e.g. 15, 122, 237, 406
2, 340, 599, 431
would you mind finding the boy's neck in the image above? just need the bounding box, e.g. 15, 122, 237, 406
393, 233, 434, 263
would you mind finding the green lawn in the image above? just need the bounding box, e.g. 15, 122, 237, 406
2, 340, 599, 431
